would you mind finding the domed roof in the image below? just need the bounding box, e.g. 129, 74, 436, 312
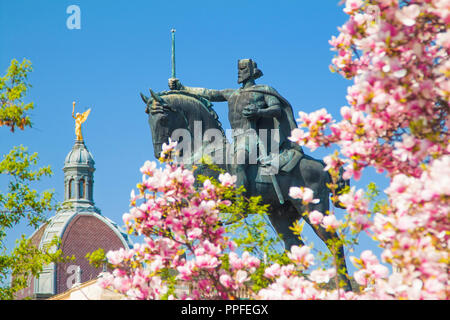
15, 209, 132, 299
64, 140, 95, 167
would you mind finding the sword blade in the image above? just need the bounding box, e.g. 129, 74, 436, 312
171, 29, 176, 79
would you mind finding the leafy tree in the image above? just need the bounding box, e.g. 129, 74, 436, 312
0, 59, 33, 132
0, 59, 67, 300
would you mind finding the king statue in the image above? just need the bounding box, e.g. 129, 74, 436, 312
168, 59, 303, 199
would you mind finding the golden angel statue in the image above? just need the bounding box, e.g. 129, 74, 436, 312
72, 101, 91, 141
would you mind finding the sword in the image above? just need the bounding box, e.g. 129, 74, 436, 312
170, 28, 176, 80
249, 117, 285, 205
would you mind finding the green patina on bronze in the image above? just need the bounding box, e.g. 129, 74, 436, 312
140, 33, 353, 290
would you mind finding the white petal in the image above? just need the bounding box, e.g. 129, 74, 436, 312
393, 69, 407, 78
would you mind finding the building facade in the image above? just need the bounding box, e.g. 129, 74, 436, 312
15, 140, 131, 299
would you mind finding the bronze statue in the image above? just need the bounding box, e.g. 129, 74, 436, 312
140, 32, 352, 290
168, 59, 304, 201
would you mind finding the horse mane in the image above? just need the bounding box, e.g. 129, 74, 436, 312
158, 90, 226, 138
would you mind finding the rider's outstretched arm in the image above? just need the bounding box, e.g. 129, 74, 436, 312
169, 78, 233, 102
183, 86, 234, 102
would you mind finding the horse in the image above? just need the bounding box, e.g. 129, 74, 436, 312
142, 89, 230, 181
141, 89, 352, 290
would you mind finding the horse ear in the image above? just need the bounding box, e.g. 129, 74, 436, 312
149, 89, 164, 104
140, 92, 148, 104
149, 89, 175, 112
141, 93, 151, 114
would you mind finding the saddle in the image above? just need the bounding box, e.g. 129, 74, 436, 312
255, 148, 303, 183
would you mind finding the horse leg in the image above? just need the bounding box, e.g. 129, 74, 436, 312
296, 157, 352, 291
303, 190, 353, 292
267, 204, 305, 250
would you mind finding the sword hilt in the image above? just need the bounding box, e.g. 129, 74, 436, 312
250, 119, 285, 204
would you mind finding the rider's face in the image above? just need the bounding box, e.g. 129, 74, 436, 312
238, 60, 252, 84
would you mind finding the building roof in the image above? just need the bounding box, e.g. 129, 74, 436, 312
64, 140, 95, 167
14, 139, 132, 299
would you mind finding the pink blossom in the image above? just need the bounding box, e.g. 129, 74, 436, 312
106, 248, 126, 265
309, 268, 336, 284
264, 263, 281, 278
370, 264, 389, 279
235, 270, 248, 284
177, 261, 194, 279
97, 273, 114, 289
288, 187, 320, 204
341, 106, 352, 121
321, 214, 342, 231
342, 165, 362, 180
280, 264, 295, 277
195, 254, 219, 269
140, 160, 157, 176
218, 172, 237, 187
309, 210, 324, 225
436, 30, 450, 49
241, 251, 260, 271
360, 250, 379, 265
395, 4, 420, 26
219, 274, 233, 288
288, 128, 308, 145
187, 228, 202, 240
112, 274, 132, 293
228, 252, 244, 270
343, 0, 364, 14
122, 213, 132, 225
354, 269, 370, 286
288, 246, 314, 268
160, 138, 178, 159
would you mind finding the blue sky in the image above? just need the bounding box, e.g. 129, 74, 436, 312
1, 0, 389, 274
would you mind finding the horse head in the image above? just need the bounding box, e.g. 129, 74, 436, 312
141, 89, 188, 158
142, 89, 229, 174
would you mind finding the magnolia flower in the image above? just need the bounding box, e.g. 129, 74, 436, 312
360, 250, 380, 266
195, 254, 219, 269
219, 274, 233, 288
321, 214, 342, 231
309, 268, 336, 284
353, 269, 370, 286
395, 4, 420, 26
122, 213, 132, 225
97, 273, 114, 289
218, 172, 237, 187
264, 263, 281, 278
309, 210, 324, 225
242, 251, 260, 271
228, 252, 244, 270
288, 187, 320, 204
288, 128, 307, 145
177, 261, 194, 279
235, 270, 248, 284
160, 138, 178, 158
106, 248, 125, 265
140, 160, 157, 175
187, 228, 202, 240
288, 245, 314, 268
343, 0, 364, 14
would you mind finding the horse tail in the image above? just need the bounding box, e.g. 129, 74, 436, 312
327, 166, 350, 209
